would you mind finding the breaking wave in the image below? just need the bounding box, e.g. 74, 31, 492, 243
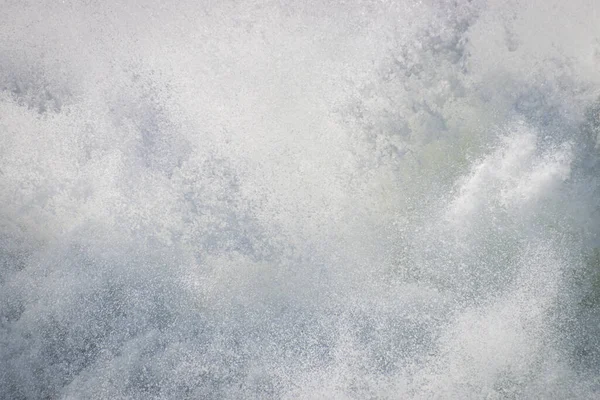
2, 0, 600, 398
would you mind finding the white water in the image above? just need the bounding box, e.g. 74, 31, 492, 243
1, 0, 600, 398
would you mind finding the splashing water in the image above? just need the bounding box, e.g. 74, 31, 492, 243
1, 0, 600, 398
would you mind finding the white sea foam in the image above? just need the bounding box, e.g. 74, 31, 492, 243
1, 0, 600, 398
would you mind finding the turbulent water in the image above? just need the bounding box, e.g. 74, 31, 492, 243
1, 0, 600, 398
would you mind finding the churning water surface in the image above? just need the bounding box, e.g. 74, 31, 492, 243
2, 0, 600, 398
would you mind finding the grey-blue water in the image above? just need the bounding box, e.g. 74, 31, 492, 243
1, 0, 600, 398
